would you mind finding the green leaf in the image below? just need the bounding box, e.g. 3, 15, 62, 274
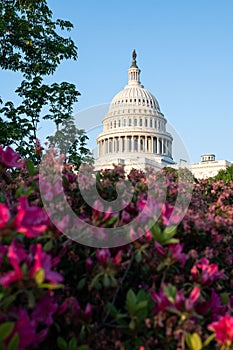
68, 337, 77, 350
43, 240, 53, 252
221, 292, 229, 305
202, 333, 215, 347
135, 300, 148, 312
77, 277, 86, 290
103, 274, 110, 288
135, 251, 142, 263
0, 322, 15, 341
57, 336, 68, 350
77, 346, 89, 350
7, 333, 19, 350
26, 159, 36, 176
126, 289, 137, 312
34, 268, 45, 285
39, 283, 63, 289
185, 333, 202, 350
162, 283, 177, 302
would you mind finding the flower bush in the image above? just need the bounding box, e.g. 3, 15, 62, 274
0, 146, 233, 350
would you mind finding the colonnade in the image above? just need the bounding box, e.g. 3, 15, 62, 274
98, 135, 172, 157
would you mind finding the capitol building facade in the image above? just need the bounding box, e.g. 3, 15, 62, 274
94, 51, 231, 178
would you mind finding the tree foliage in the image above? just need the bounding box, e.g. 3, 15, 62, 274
213, 165, 233, 182
0, 0, 91, 165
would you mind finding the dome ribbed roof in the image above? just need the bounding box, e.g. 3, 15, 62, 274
109, 86, 160, 111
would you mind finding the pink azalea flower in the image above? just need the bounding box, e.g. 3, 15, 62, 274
11, 308, 36, 350
191, 258, 223, 285
96, 248, 111, 266
161, 202, 181, 226
85, 257, 94, 272
208, 315, 233, 345
0, 239, 26, 287
0, 203, 10, 229
0, 146, 25, 168
112, 250, 123, 265
14, 196, 49, 238
31, 294, 58, 326
150, 285, 184, 313
154, 241, 166, 257
30, 244, 63, 284
185, 286, 200, 311
168, 243, 188, 267
84, 302, 92, 321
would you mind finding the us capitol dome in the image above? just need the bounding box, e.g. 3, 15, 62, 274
94, 50, 175, 172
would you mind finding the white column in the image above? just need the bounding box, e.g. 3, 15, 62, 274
131, 136, 134, 152
145, 136, 148, 152
138, 136, 140, 152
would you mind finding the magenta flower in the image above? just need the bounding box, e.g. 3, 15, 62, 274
0, 146, 25, 168
150, 285, 184, 313
154, 241, 166, 257
191, 258, 223, 285
30, 244, 63, 284
112, 250, 123, 265
161, 202, 181, 226
11, 308, 36, 350
208, 315, 233, 346
85, 257, 94, 272
0, 203, 10, 229
14, 196, 49, 238
32, 293, 58, 326
0, 239, 26, 287
185, 286, 200, 311
84, 302, 92, 321
96, 248, 111, 266
168, 243, 188, 267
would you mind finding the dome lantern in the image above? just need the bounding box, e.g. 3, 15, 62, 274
128, 50, 141, 86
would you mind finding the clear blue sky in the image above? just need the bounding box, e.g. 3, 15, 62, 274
2, 0, 233, 162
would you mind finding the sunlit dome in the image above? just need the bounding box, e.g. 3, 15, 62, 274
106, 50, 161, 117
95, 50, 174, 173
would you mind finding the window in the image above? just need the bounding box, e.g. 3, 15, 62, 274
114, 121, 116, 128
118, 120, 121, 127
123, 119, 126, 127
154, 120, 157, 128
145, 119, 148, 127
134, 119, 137, 126
150, 119, 152, 127
139, 118, 142, 126
129, 119, 132, 126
